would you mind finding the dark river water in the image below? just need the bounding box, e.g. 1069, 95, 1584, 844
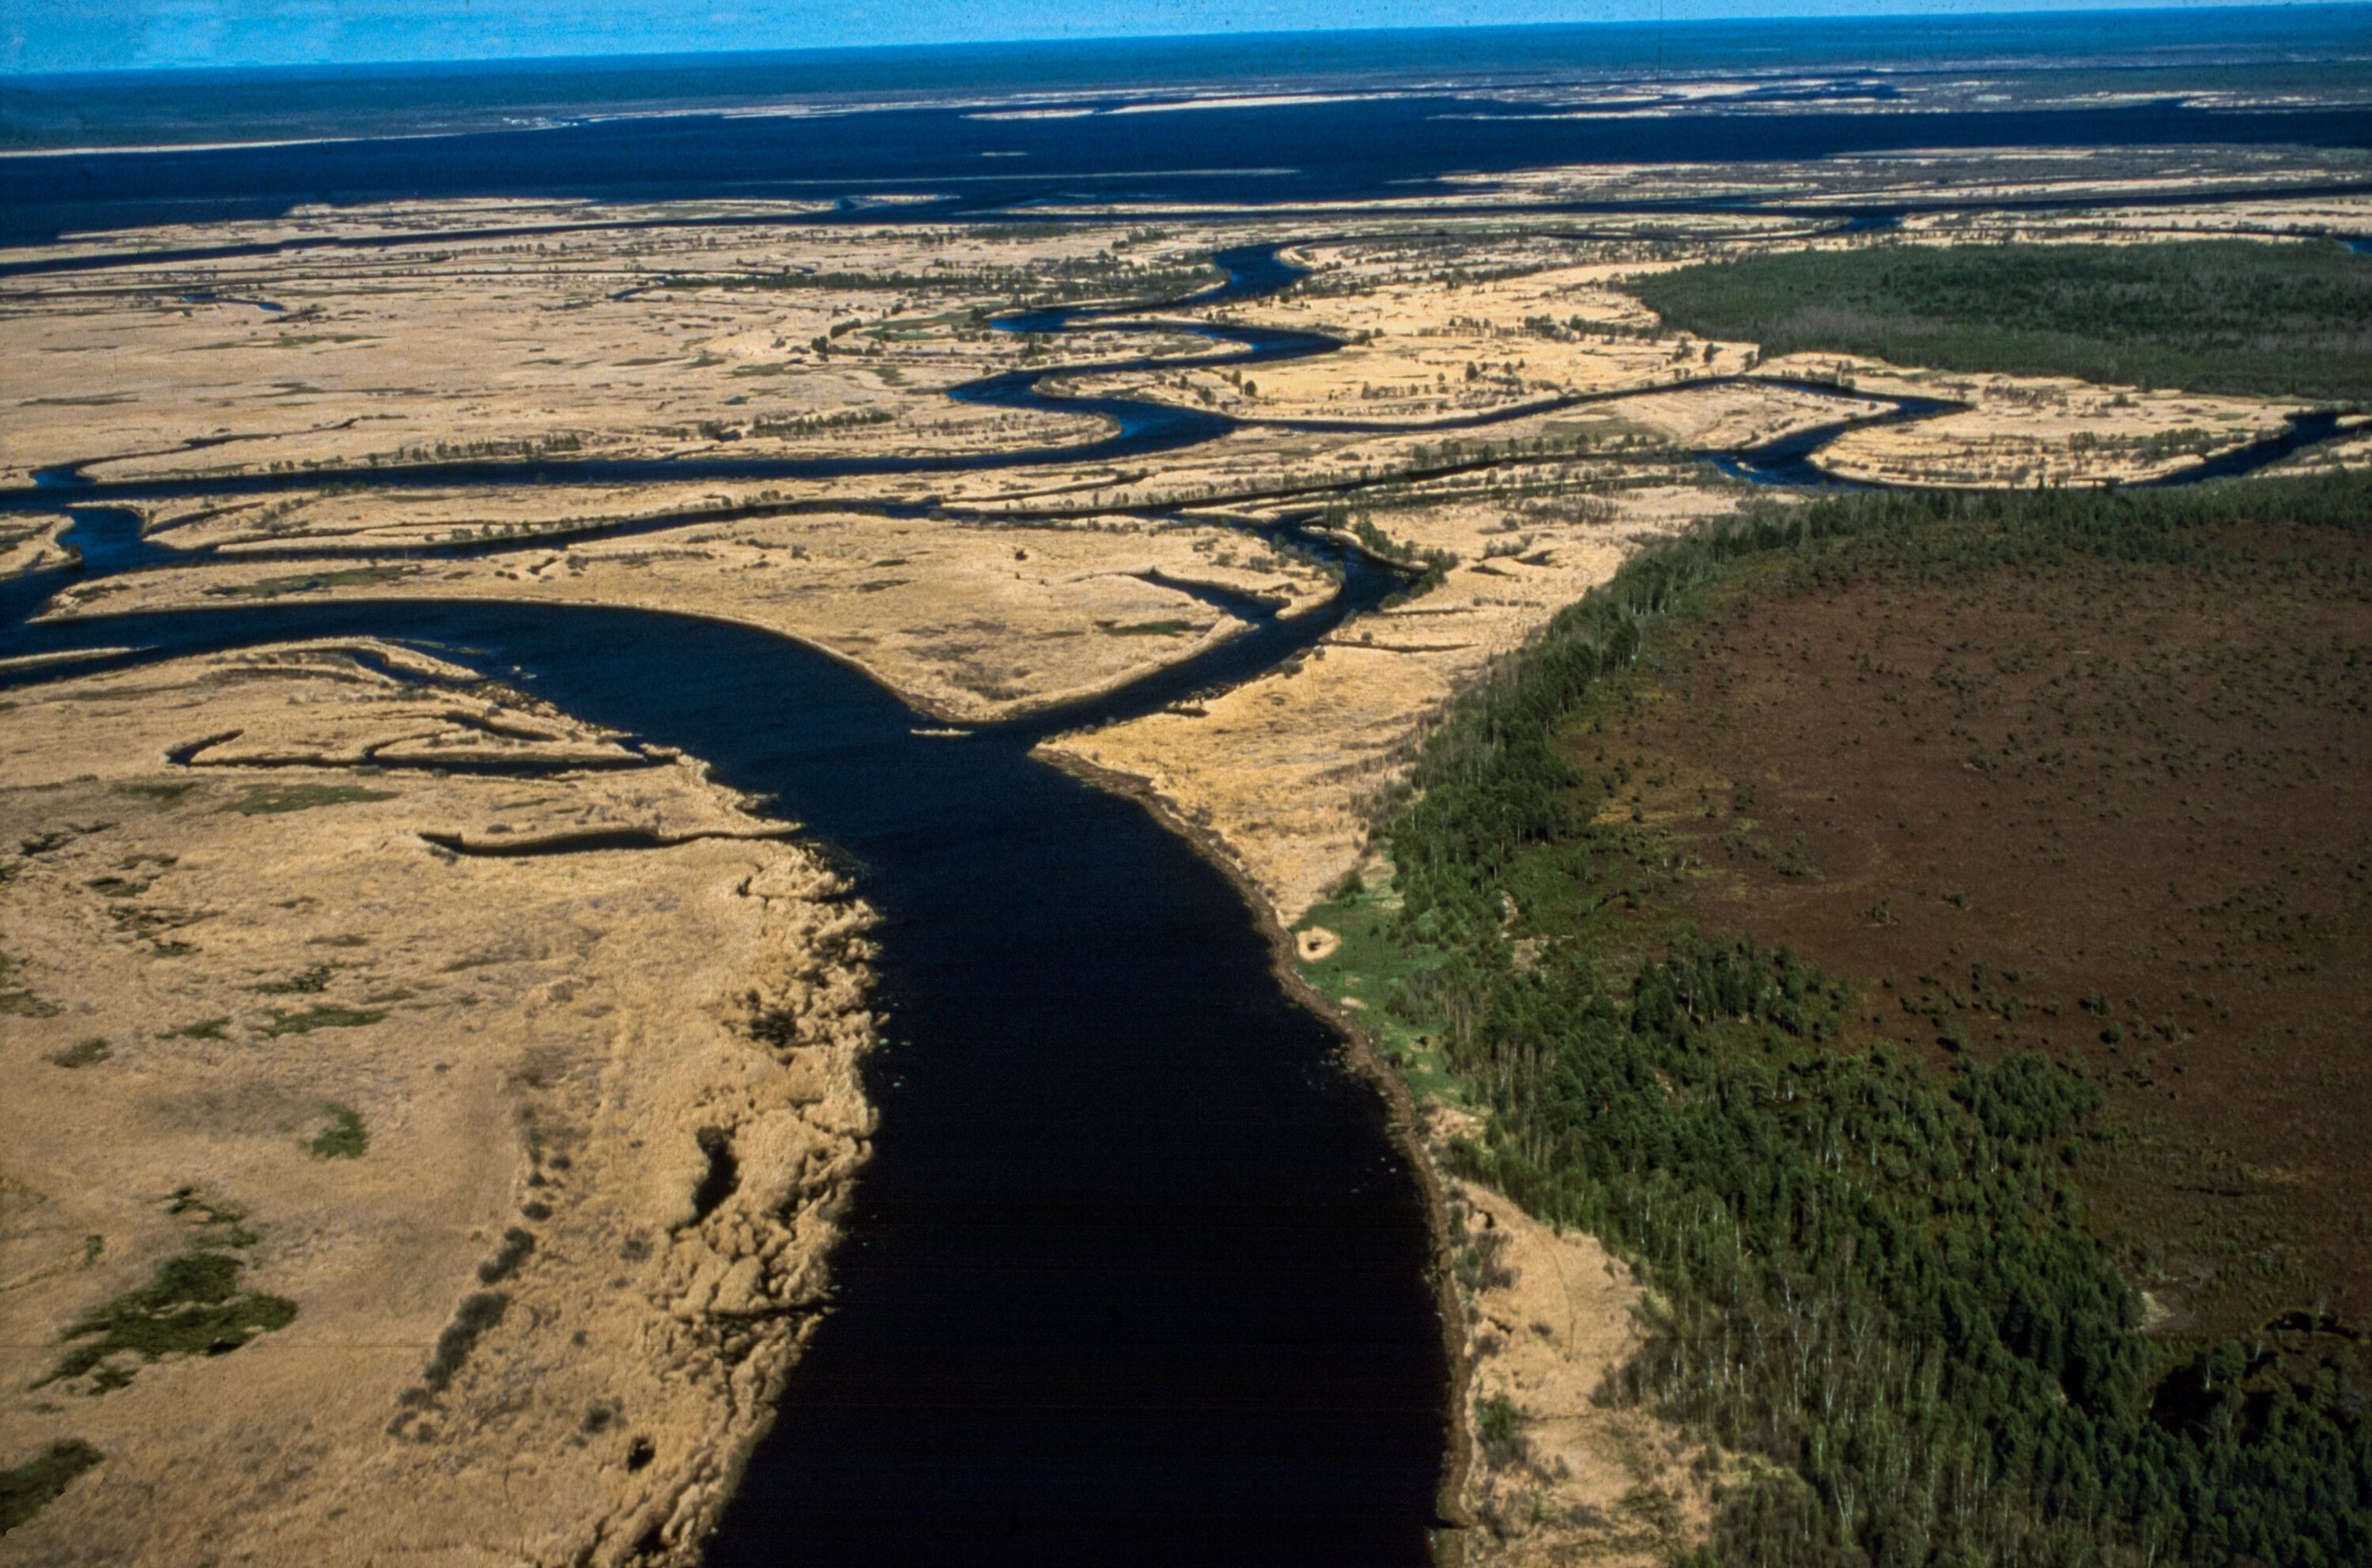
0, 470, 1450, 1568
0, 596, 1450, 1567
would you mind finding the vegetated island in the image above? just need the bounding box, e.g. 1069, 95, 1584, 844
1296, 469, 2372, 1566
0, 641, 877, 1566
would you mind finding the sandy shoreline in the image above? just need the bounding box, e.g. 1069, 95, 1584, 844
0, 642, 879, 1567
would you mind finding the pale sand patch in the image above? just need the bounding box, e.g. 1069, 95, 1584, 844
0, 515, 74, 580
0, 644, 876, 1568
1295, 926, 1342, 962
1447, 1180, 1718, 1566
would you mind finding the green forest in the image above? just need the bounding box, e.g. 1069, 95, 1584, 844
1311, 471, 2372, 1566
1627, 239, 2372, 402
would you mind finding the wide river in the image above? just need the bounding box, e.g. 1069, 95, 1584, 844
0, 297, 1455, 1561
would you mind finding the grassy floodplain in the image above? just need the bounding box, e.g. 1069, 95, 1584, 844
1299, 470, 2372, 1567
1630, 240, 2372, 403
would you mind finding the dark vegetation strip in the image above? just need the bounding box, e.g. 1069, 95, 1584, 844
36, 1190, 295, 1395
0, 1442, 103, 1537
1628, 239, 2372, 403
1349, 470, 2372, 1567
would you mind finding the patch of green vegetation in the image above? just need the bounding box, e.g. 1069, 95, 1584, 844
307, 1105, 368, 1159
0, 1440, 104, 1536
202, 565, 417, 599
251, 964, 334, 995
38, 1220, 293, 1392
1475, 1391, 1523, 1449
1296, 882, 1461, 1105
82, 875, 148, 897
1359, 470, 2372, 1568
1629, 238, 2372, 400
225, 783, 398, 815
159, 1016, 231, 1040
261, 1004, 386, 1037
0, 954, 60, 1018
1094, 619, 1194, 637
40, 1253, 296, 1390
47, 1038, 111, 1068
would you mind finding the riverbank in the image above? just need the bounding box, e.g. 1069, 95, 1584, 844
0, 640, 878, 1566
1290, 474, 2372, 1566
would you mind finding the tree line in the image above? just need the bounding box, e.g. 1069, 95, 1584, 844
1365, 470, 2372, 1566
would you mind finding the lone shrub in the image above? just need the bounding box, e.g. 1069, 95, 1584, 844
47, 1039, 111, 1068
1475, 1393, 1528, 1470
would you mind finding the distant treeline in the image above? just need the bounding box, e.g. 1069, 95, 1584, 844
1356, 470, 2372, 1567
1627, 240, 2372, 402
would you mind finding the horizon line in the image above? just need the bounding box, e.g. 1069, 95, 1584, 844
6, 1, 2364, 82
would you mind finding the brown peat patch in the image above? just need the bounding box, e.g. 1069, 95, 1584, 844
1565, 523, 2372, 1341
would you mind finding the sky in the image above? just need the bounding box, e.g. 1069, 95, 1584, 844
6, 0, 2320, 74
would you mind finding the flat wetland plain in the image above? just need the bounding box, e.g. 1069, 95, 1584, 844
5, 39, 2372, 1566
1579, 523, 2372, 1342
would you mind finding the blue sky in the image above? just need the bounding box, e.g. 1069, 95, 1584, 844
6, 0, 2312, 74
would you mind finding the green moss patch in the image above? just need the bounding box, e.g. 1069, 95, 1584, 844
308, 1105, 368, 1159
0, 1440, 103, 1536
262, 1005, 386, 1037
40, 1251, 295, 1392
